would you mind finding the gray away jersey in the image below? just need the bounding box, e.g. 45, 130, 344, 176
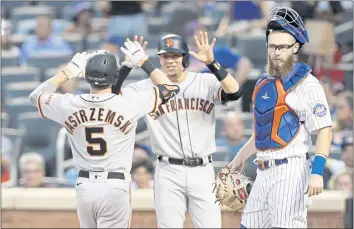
37, 88, 160, 174
121, 72, 223, 159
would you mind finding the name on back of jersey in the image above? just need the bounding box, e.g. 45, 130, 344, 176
63, 108, 133, 135
148, 97, 215, 120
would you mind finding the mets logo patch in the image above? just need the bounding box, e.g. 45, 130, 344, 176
312, 102, 327, 117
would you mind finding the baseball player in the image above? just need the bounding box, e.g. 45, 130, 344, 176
228, 7, 333, 228
114, 32, 243, 228
28, 47, 180, 228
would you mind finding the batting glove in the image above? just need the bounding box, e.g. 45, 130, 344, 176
63, 52, 91, 79
120, 40, 148, 67
122, 59, 135, 69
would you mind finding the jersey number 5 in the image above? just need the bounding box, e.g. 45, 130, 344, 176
85, 127, 107, 156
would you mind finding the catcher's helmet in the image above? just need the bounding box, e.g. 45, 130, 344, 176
266, 7, 309, 47
85, 50, 118, 86
156, 34, 190, 68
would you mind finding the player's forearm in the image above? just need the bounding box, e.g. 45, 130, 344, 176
315, 126, 332, 158
29, 71, 69, 107
311, 126, 332, 176
141, 59, 173, 85
233, 134, 257, 162
207, 59, 240, 94
219, 74, 240, 93
112, 66, 132, 95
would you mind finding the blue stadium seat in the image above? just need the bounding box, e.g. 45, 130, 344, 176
1, 66, 40, 86
18, 112, 62, 160
2, 1, 30, 19
27, 52, 73, 69
16, 18, 71, 35
2, 50, 20, 67
11, 6, 54, 31
5, 81, 41, 99
1, 112, 10, 129
236, 35, 267, 70
5, 97, 38, 129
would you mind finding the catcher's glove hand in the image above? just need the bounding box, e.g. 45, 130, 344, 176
213, 166, 252, 212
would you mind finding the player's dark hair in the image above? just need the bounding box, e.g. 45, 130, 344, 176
131, 159, 154, 174
90, 84, 111, 90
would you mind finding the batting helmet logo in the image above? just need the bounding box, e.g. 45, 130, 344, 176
166, 37, 173, 47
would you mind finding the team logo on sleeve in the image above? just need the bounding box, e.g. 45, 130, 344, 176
312, 102, 327, 117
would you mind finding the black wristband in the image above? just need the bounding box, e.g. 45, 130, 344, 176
206, 59, 228, 81
141, 59, 157, 75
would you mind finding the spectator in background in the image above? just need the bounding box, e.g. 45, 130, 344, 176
328, 171, 352, 191
64, 2, 103, 37
1, 19, 20, 54
133, 143, 153, 164
216, 1, 271, 37
18, 152, 46, 187
20, 15, 73, 65
216, 112, 248, 158
18, 152, 71, 188
131, 159, 154, 190
186, 21, 253, 86
327, 135, 353, 176
100, 35, 125, 63
333, 92, 353, 131
99, 1, 147, 39
1, 135, 13, 183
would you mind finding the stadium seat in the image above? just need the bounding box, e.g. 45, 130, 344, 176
1, 50, 20, 67
236, 35, 267, 70
2, 1, 30, 19
1, 112, 10, 129
244, 153, 257, 181
27, 52, 73, 69
5, 97, 38, 129
5, 81, 41, 99
18, 112, 62, 160
16, 18, 71, 35
148, 17, 167, 35
1, 66, 40, 86
213, 147, 232, 161
215, 118, 223, 138
11, 6, 54, 31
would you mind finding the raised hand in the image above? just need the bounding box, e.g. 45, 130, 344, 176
122, 35, 148, 68
189, 31, 216, 65
120, 38, 148, 68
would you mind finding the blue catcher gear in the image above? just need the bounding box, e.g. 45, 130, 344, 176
252, 63, 312, 151
266, 7, 309, 46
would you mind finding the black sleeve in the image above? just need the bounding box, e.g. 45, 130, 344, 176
220, 87, 243, 104
112, 66, 132, 95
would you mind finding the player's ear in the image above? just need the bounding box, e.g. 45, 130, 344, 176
293, 43, 300, 54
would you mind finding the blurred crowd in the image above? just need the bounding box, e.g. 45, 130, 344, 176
1, 1, 352, 210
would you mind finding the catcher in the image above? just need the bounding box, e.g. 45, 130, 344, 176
214, 166, 252, 212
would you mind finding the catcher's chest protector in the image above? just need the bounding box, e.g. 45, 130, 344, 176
252, 62, 312, 151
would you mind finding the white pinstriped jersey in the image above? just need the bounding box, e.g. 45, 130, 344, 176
256, 73, 332, 160
121, 72, 223, 159
36, 89, 160, 174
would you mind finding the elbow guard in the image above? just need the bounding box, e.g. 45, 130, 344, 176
157, 84, 180, 104
221, 87, 243, 103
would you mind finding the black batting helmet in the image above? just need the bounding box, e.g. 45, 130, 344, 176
85, 50, 119, 86
156, 34, 190, 68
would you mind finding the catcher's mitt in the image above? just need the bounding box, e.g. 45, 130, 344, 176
213, 166, 252, 212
